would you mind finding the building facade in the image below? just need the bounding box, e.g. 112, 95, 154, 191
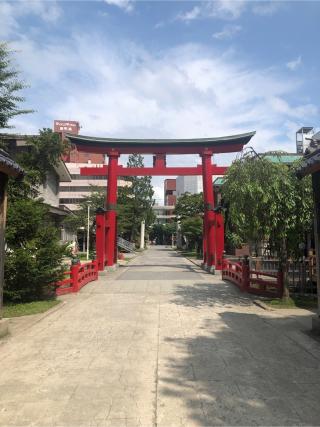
59, 161, 129, 211
164, 179, 176, 206
1, 134, 76, 243
176, 175, 203, 198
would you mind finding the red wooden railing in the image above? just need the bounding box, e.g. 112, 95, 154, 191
222, 258, 284, 298
221, 258, 248, 291
55, 260, 98, 296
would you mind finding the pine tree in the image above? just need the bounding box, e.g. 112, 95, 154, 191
0, 42, 32, 130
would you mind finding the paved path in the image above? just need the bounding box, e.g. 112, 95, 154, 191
1, 246, 320, 426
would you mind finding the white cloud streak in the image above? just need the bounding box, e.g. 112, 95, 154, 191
104, 0, 134, 13
286, 56, 302, 71
213, 25, 242, 40
177, 0, 282, 23
177, 1, 247, 22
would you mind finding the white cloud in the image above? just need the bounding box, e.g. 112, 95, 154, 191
0, 0, 61, 38
177, 6, 201, 22
104, 0, 134, 13
252, 1, 283, 16
177, 1, 248, 22
10, 36, 317, 167
177, 0, 282, 23
213, 25, 242, 40
286, 56, 302, 71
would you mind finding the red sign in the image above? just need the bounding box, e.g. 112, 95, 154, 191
54, 120, 80, 135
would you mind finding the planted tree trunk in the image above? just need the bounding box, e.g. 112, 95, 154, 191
0, 173, 8, 320
280, 238, 290, 300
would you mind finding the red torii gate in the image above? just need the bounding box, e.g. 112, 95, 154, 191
66, 132, 255, 272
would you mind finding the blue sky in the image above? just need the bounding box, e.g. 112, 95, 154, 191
1, 0, 319, 201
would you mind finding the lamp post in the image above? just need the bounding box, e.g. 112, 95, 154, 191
86, 202, 91, 261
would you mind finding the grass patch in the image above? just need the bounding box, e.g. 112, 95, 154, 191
266, 295, 318, 310
3, 300, 61, 318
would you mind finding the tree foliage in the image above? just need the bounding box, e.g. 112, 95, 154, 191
4, 199, 66, 302
117, 154, 155, 242
174, 192, 203, 220
174, 192, 204, 252
222, 155, 313, 259
149, 222, 176, 245
4, 130, 69, 303
0, 42, 32, 129
180, 216, 203, 253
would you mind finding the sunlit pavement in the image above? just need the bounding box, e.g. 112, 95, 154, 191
1, 246, 320, 426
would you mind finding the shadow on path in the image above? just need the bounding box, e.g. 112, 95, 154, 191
157, 281, 320, 426
171, 281, 253, 308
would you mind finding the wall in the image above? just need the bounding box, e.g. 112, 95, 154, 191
176, 176, 203, 198
38, 169, 60, 207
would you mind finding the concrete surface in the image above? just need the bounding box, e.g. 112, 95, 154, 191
0, 246, 320, 426
0, 318, 9, 338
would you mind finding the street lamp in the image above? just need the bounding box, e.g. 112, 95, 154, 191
86, 202, 92, 260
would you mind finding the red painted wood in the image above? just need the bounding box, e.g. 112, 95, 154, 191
222, 259, 283, 297
215, 213, 224, 270
95, 211, 106, 271
55, 260, 98, 295
71, 263, 80, 292
105, 153, 119, 267
202, 152, 215, 268
80, 164, 228, 177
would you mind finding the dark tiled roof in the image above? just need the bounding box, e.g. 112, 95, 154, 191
296, 148, 320, 178
0, 149, 24, 178
66, 131, 256, 149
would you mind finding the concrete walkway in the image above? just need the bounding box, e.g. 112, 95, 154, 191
1, 246, 320, 426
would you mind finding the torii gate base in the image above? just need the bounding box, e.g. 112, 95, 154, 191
67, 131, 255, 273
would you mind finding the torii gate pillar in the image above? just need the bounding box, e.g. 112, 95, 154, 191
105, 152, 119, 268
202, 151, 216, 272
95, 208, 106, 271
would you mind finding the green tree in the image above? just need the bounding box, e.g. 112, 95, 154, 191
4, 199, 66, 302
0, 42, 32, 130
149, 222, 176, 245
117, 154, 155, 243
174, 192, 203, 220
174, 192, 203, 253
180, 216, 203, 254
4, 130, 69, 303
222, 155, 313, 297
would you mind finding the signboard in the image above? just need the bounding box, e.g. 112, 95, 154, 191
54, 120, 80, 135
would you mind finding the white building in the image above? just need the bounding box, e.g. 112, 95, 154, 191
59, 162, 129, 211
296, 127, 314, 154
152, 205, 175, 224
176, 176, 203, 198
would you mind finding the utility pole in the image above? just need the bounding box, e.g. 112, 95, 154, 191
140, 220, 145, 250
86, 203, 91, 260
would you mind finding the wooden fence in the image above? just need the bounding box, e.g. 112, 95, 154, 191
55, 260, 98, 296
222, 258, 284, 298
